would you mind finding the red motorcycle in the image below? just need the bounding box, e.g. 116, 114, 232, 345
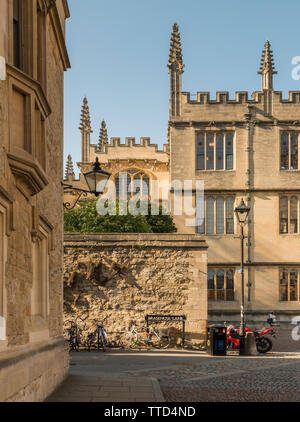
226, 324, 276, 353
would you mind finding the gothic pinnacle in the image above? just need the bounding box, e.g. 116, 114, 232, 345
79, 96, 93, 133
98, 119, 108, 151
168, 22, 184, 74
65, 154, 75, 179
258, 40, 277, 90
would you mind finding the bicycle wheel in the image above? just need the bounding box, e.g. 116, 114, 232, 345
158, 335, 171, 349
149, 331, 161, 349
120, 331, 138, 349
102, 329, 108, 347
100, 331, 106, 352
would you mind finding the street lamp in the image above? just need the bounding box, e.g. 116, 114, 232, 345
63, 158, 111, 209
234, 198, 251, 355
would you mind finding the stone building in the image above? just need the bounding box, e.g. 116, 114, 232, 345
168, 24, 300, 324
64, 97, 170, 208
0, 0, 70, 401
65, 23, 300, 326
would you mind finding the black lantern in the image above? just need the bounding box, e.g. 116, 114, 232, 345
63, 158, 111, 209
83, 158, 111, 197
234, 198, 250, 225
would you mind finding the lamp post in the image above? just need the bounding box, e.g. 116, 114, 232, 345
234, 198, 251, 355
63, 158, 111, 209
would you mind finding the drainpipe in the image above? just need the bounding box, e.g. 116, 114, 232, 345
244, 104, 253, 302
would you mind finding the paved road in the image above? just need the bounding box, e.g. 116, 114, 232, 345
47, 328, 300, 402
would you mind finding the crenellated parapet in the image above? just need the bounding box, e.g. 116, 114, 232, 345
181, 90, 300, 106
89, 137, 169, 160
174, 89, 300, 124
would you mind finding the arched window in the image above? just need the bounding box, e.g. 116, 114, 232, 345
280, 197, 288, 234
115, 170, 150, 199
216, 197, 224, 234
143, 176, 150, 197
133, 174, 141, 197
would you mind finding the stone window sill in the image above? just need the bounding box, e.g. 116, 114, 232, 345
196, 170, 236, 173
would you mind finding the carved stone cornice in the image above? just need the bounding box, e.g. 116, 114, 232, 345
7, 153, 49, 197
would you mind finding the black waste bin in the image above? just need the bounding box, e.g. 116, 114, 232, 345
207, 325, 227, 356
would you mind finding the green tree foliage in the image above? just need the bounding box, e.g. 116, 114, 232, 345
64, 199, 177, 233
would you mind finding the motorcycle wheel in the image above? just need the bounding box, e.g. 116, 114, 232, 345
256, 336, 272, 353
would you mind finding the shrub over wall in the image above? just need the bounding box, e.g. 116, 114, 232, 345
64, 199, 177, 233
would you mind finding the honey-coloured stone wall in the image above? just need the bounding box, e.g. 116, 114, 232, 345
63, 234, 208, 347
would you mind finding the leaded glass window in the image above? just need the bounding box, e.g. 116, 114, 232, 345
280, 270, 299, 302
226, 134, 234, 170
207, 269, 215, 301
290, 197, 298, 234
199, 196, 235, 235
281, 132, 298, 170
206, 133, 214, 170
226, 197, 234, 234
216, 134, 224, 170
196, 132, 234, 171
208, 268, 235, 301
216, 197, 224, 234
279, 270, 288, 301
280, 197, 288, 234
280, 196, 299, 234
196, 134, 205, 170
206, 197, 215, 235
216, 270, 225, 300
226, 270, 235, 301
281, 133, 289, 170
115, 170, 150, 199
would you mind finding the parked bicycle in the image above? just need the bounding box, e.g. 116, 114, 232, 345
65, 317, 85, 351
121, 323, 170, 349
86, 320, 108, 351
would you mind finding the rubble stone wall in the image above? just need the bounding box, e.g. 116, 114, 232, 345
63, 234, 208, 347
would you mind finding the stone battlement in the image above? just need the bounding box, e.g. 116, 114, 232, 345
182, 90, 300, 105
90, 137, 169, 154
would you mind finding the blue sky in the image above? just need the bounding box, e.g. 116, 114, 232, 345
64, 0, 300, 175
